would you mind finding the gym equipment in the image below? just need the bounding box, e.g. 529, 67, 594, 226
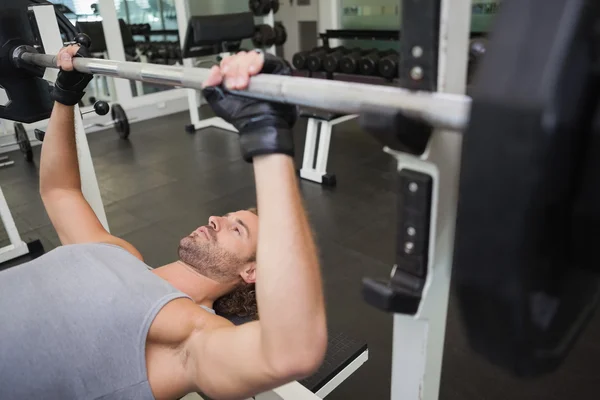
5, 101, 130, 164
12, 0, 600, 396
359, 49, 398, 76
299, 110, 357, 186
79, 101, 131, 140
182, 13, 255, 58
249, 0, 280, 16
14, 122, 33, 162
323, 47, 353, 73
181, 12, 269, 135
110, 104, 130, 139
339, 48, 372, 75
11, 46, 469, 131
453, 0, 600, 377
0, 185, 44, 266
273, 22, 287, 46
307, 47, 345, 72
0, 156, 14, 168
292, 48, 321, 70
252, 24, 276, 48
0, 2, 54, 124
379, 53, 400, 80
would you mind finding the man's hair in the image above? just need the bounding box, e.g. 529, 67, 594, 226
213, 207, 259, 321
213, 282, 258, 320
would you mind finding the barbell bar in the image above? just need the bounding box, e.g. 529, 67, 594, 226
15, 49, 471, 132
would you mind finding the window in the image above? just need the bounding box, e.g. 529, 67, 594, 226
114, 0, 178, 31
52, 0, 102, 23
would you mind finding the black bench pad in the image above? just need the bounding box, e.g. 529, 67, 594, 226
299, 331, 368, 393
300, 108, 345, 122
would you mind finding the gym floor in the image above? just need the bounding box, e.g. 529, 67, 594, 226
1, 108, 599, 400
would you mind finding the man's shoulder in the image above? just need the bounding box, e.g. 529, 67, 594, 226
151, 299, 234, 341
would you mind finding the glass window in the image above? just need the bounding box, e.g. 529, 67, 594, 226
53, 0, 103, 23
114, 0, 177, 31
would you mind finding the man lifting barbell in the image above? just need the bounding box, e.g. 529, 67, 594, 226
0, 45, 327, 400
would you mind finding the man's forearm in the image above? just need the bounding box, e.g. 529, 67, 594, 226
39, 103, 81, 194
253, 154, 327, 373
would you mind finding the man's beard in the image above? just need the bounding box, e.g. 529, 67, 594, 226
178, 232, 247, 284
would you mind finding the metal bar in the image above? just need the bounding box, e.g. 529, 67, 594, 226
123, 0, 131, 25
157, 0, 166, 33
0, 186, 24, 249
18, 52, 471, 131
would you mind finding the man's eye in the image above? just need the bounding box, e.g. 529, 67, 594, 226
234, 227, 241, 235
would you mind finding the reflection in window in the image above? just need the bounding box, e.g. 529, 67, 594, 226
115, 0, 178, 31
53, 0, 103, 23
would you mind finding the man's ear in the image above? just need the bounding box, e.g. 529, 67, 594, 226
240, 261, 257, 284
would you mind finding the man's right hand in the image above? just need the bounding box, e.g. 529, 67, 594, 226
52, 45, 93, 106
201, 51, 298, 162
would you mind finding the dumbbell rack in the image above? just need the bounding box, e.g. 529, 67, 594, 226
317, 29, 401, 83
295, 30, 401, 187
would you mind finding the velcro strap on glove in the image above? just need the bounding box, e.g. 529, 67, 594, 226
239, 126, 295, 162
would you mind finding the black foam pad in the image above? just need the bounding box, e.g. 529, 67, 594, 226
76, 21, 108, 53
299, 332, 367, 393
184, 12, 255, 48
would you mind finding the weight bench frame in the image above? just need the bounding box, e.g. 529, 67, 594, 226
0, 186, 29, 264
300, 114, 357, 186
181, 348, 368, 400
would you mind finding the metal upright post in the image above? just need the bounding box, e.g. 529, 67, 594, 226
386, 0, 472, 399
31, 4, 110, 232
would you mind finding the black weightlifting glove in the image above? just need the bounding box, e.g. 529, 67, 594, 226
51, 46, 93, 106
201, 53, 298, 162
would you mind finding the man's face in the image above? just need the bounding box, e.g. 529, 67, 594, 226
178, 210, 259, 284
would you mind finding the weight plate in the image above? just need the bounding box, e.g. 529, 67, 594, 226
111, 104, 130, 139
249, 0, 271, 16
274, 22, 287, 46
271, 0, 280, 14
253, 25, 276, 48
14, 123, 33, 163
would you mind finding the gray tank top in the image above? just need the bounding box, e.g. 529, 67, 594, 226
0, 243, 192, 400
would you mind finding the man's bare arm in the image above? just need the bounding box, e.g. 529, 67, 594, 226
39, 103, 141, 259
189, 155, 327, 399
39, 46, 141, 259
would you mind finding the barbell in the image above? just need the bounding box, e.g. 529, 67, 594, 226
12, 46, 471, 132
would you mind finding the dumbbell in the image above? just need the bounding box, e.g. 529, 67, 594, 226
3, 101, 118, 163
292, 47, 321, 70
249, 0, 280, 16
35, 102, 132, 143
339, 48, 373, 74
274, 22, 287, 46
359, 49, 398, 76
252, 24, 276, 47
379, 52, 400, 79
324, 47, 357, 73
307, 47, 349, 72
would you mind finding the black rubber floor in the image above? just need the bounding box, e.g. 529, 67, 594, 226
0, 108, 598, 400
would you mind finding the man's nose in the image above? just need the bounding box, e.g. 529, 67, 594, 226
208, 216, 221, 231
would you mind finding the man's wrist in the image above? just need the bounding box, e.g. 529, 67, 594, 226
253, 153, 296, 174
240, 127, 295, 162
54, 102, 75, 110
